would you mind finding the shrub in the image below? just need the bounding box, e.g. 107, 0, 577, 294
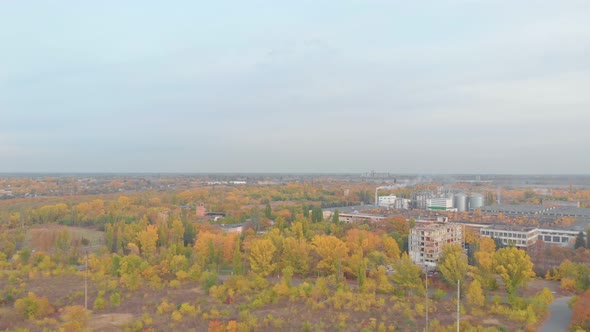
110, 291, 121, 307
60, 305, 88, 331
178, 303, 197, 317
93, 296, 106, 310
200, 271, 218, 292
14, 292, 54, 319
157, 299, 174, 315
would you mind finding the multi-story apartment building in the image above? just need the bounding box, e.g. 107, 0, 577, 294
409, 222, 464, 267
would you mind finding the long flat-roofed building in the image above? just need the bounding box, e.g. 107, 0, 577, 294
409, 221, 464, 267
479, 225, 539, 248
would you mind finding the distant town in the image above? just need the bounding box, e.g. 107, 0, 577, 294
1, 172, 590, 330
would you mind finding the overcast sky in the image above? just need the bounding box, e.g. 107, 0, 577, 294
1, 1, 589, 174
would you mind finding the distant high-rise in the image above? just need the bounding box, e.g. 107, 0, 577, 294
196, 203, 206, 217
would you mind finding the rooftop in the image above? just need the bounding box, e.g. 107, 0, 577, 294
484, 224, 538, 232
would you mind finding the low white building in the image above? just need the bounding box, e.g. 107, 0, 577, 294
426, 197, 454, 211
378, 195, 397, 207
479, 224, 581, 248
479, 225, 539, 248
537, 228, 580, 247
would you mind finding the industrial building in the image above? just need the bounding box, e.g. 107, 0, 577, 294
426, 197, 454, 211
377, 195, 397, 207
322, 206, 387, 224
393, 198, 410, 209
409, 190, 484, 212
409, 221, 464, 267
542, 200, 581, 208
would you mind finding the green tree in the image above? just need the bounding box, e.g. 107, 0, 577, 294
311, 207, 323, 223
575, 231, 586, 249
264, 203, 272, 219
332, 210, 340, 225
302, 205, 310, 219
494, 247, 535, 295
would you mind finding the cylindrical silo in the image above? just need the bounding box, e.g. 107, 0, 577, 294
454, 193, 468, 212
469, 193, 485, 210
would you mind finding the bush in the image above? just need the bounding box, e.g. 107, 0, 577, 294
178, 303, 197, 317
14, 292, 54, 319
157, 299, 174, 315
110, 291, 121, 307
200, 271, 218, 292
60, 305, 88, 331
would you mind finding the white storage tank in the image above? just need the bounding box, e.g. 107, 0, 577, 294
454, 193, 468, 212
469, 193, 485, 211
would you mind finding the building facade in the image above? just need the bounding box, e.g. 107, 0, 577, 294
409, 222, 464, 266
479, 225, 539, 248
426, 197, 454, 211
378, 195, 397, 207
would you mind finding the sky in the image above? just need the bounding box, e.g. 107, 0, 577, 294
1, 1, 589, 174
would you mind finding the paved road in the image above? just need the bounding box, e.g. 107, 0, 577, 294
540, 296, 572, 332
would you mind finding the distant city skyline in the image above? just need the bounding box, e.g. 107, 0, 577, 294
2, 1, 589, 174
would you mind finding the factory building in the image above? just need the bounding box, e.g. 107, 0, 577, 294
426, 197, 454, 211
394, 197, 411, 209
377, 195, 397, 207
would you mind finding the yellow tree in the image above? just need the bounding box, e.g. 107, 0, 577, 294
194, 231, 222, 269
312, 235, 348, 276
472, 237, 497, 290
169, 220, 185, 248
382, 235, 401, 263
137, 225, 159, 257
247, 238, 276, 277
438, 244, 468, 292
466, 279, 485, 308
282, 237, 311, 277
494, 246, 535, 295
391, 253, 424, 295
345, 229, 380, 254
